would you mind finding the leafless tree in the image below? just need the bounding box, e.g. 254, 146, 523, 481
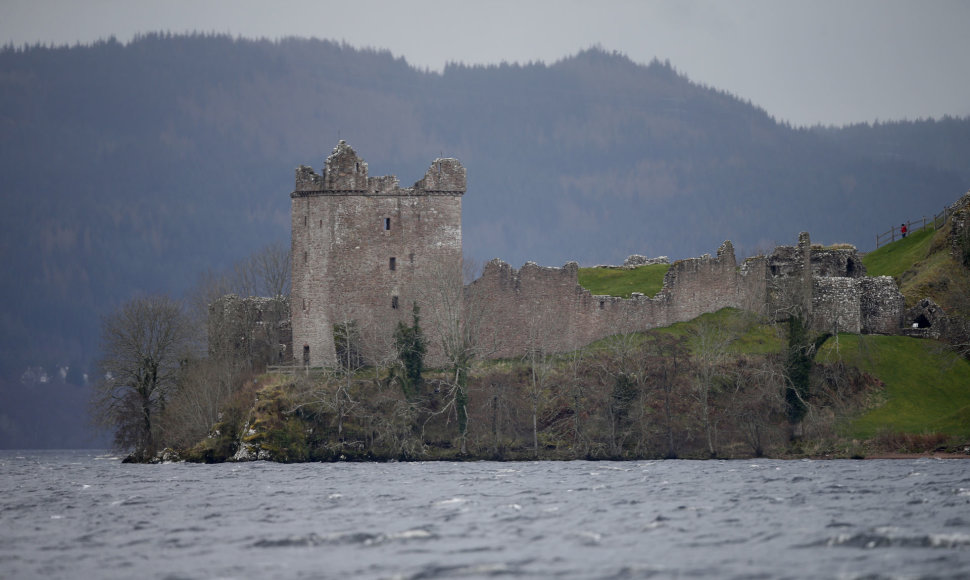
594, 332, 655, 456
688, 316, 736, 457
159, 357, 235, 449
421, 259, 495, 454
91, 295, 191, 460
523, 313, 557, 458
231, 241, 291, 298
727, 356, 787, 457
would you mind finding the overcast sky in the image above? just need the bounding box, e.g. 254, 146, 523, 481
2, 0, 968, 127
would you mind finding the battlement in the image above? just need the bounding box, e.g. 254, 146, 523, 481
292, 140, 465, 198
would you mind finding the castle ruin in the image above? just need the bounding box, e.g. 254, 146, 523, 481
286, 142, 905, 366
290, 141, 465, 367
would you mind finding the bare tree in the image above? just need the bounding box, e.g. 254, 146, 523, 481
688, 316, 736, 457
91, 295, 191, 460
421, 260, 495, 454
231, 241, 291, 298
645, 334, 689, 459
159, 357, 235, 449
727, 356, 787, 457
594, 332, 652, 457
524, 313, 556, 458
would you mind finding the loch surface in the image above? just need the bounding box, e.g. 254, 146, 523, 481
2, 450, 969, 579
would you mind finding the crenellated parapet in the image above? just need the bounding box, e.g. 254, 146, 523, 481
292, 141, 465, 199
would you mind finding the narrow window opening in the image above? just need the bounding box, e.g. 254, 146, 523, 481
303, 251, 307, 264
391, 296, 399, 309
384, 217, 391, 231
319, 219, 322, 227
303, 344, 310, 366
409, 253, 415, 264
355, 162, 359, 172
389, 257, 396, 271
303, 215, 307, 227
599, 300, 605, 310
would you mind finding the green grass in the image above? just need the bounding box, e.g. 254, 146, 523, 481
862, 226, 935, 278
817, 334, 970, 439
577, 264, 669, 298
584, 308, 784, 356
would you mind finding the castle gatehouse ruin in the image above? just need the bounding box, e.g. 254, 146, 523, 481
283, 142, 904, 366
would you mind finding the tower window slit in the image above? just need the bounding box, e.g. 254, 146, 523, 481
389, 257, 396, 271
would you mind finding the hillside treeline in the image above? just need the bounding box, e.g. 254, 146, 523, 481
2, 34, 969, 448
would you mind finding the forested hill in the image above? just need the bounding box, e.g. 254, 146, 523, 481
1, 34, 968, 447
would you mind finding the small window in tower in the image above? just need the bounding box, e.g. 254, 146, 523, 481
389, 257, 396, 271
391, 296, 399, 309
409, 253, 415, 264
355, 162, 359, 172
384, 217, 391, 231
319, 219, 322, 227
304, 215, 307, 227
303, 251, 307, 264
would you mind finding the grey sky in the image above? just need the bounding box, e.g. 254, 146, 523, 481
2, 0, 968, 126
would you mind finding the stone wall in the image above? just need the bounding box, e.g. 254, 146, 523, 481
467, 233, 904, 360
208, 295, 291, 364
467, 241, 764, 358
290, 141, 465, 367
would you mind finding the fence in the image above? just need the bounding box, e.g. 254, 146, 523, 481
875, 205, 954, 249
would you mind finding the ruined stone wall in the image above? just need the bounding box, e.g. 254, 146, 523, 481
765, 232, 813, 321
811, 278, 862, 334
208, 295, 291, 364
467, 241, 753, 359
466, 233, 903, 360
291, 141, 464, 367
810, 248, 866, 278
860, 276, 905, 334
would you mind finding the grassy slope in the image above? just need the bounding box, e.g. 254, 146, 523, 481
584, 308, 785, 357
862, 225, 935, 279
817, 334, 970, 439
577, 264, 669, 298
863, 222, 970, 312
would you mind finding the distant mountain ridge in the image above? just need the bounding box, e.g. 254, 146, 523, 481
1, 34, 968, 447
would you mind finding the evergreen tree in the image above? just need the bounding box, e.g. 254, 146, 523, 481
394, 302, 426, 399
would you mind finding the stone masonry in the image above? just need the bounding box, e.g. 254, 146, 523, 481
290, 141, 465, 367
466, 234, 904, 359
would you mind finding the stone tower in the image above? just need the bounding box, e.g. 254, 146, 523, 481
290, 141, 466, 367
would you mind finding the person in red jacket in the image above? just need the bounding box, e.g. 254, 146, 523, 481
901, 223, 908, 238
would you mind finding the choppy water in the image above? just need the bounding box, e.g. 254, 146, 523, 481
2, 451, 969, 579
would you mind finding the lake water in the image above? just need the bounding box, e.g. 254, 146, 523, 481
2, 450, 969, 579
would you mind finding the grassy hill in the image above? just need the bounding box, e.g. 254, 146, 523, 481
818, 334, 970, 440
853, 209, 970, 448
863, 217, 970, 313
